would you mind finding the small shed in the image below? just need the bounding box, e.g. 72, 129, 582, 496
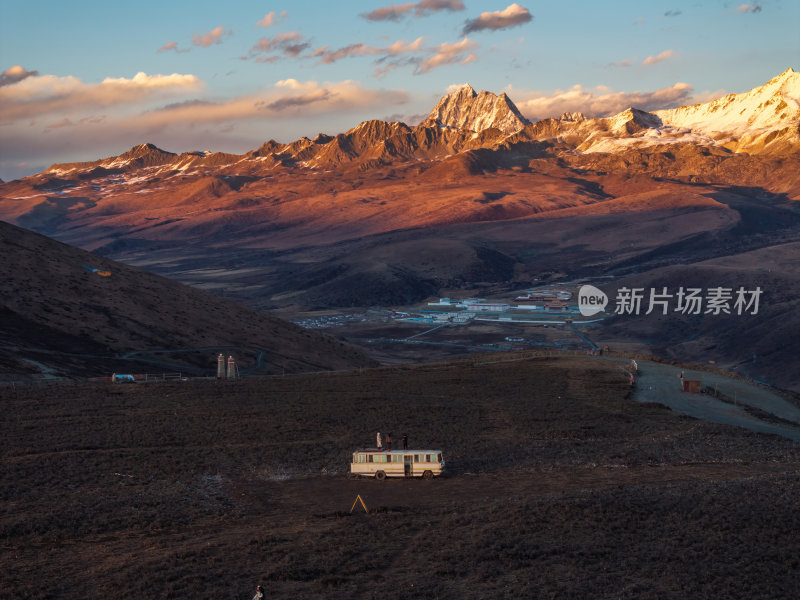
681, 380, 702, 393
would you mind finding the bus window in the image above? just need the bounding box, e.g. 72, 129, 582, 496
368, 455, 373, 463
414, 454, 420, 463
437, 453, 442, 462
426, 454, 431, 463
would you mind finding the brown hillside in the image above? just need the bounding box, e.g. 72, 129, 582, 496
3, 357, 799, 598
0, 221, 375, 379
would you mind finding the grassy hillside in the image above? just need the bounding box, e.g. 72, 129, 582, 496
0, 220, 375, 378
2, 356, 798, 599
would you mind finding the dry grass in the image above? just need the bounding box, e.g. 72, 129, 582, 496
2, 356, 798, 598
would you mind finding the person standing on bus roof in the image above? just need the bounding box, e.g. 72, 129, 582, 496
387, 432, 392, 450
377, 431, 382, 449
402, 433, 408, 449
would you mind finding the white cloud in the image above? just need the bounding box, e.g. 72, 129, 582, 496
157, 41, 189, 54
0, 78, 410, 179
416, 38, 477, 74
137, 79, 409, 125
0, 72, 203, 121
511, 82, 697, 121
0, 65, 39, 87
642, 49, 676, 66
250, 32, 310, 58
257, 10, 288, 27
462, 3, 533, 34
193, 26, 232, 48
385, 38, 425, 54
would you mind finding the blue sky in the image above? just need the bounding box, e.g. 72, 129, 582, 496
1, 0, 797, 180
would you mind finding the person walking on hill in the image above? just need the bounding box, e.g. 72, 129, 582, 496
402, 433, 408, 450
377, 431, 382, 449
386, 432, 393, 451
252, 584, 264, 600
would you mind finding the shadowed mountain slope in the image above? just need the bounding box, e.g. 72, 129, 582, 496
0, 221, 375, 379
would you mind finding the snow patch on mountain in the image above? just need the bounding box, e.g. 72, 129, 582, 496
655, 68, 799, 136
576, 68, 799, 155
421, 83, 530, 134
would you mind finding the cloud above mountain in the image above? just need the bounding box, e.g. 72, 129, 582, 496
511, 81, 697, 120
0, 71, 203, 121
462, 4, 532, 34
1, 74, 410, 177
131, 80, 409, 127
416, 38, 477, 74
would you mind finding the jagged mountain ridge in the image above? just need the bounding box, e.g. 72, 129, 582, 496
656, 69, 800, 140
419, 83, 531, 134
25, 68, 798, 183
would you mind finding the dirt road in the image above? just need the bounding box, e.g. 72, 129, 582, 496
607, 358, 800, 441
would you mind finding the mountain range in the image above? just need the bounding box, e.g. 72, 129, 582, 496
1, 69, 797, 249
1, 70, 794, 184
1, 68, 799, 388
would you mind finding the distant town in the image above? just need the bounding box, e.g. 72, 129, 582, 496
293, 284, 604, 335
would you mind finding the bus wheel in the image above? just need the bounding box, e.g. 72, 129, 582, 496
375, 470, 386, 481
422, 470, 433, 480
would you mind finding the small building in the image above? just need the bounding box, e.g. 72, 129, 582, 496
682, 380, 702, 393
465, 303, 509, 312
427, 298, 453, 306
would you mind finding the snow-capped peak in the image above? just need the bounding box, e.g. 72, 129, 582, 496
421, 84, 530, 134
654, 67, 800, 138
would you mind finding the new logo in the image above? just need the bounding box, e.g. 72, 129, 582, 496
578, 285, 608, 317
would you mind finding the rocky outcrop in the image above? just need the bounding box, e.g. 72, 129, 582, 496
419, 84, 530, 134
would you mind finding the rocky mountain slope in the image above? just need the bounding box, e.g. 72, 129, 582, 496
15, 68, 793, 180
0, 68, 796, 257
0, 71, 779, 189
655, 68, 800, 154
419, 83, 530, 134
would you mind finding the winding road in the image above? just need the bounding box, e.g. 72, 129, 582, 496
613, 358, 800, 442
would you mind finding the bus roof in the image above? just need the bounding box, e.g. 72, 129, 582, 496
354, 448, 442, 454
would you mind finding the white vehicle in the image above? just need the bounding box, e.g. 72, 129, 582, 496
350, 449, 445, 480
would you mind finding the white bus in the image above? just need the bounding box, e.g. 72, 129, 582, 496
350, 449, 445, 480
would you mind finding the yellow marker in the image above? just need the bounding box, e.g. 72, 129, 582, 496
350, 494, 368, 513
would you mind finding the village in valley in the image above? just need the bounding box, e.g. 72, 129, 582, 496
290, 284, 612, 357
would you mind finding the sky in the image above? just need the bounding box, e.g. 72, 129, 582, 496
1, 0, 798, 180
